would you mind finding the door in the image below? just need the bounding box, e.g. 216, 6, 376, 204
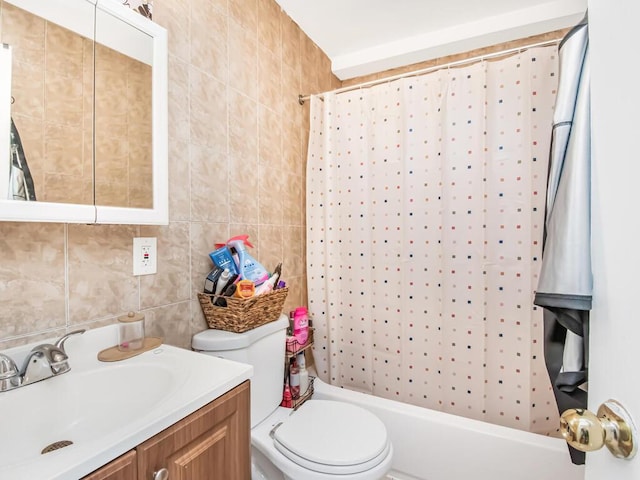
586, 0, 640, 479
136, 381, 251, 480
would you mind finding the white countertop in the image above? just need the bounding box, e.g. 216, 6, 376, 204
0, 325, 253, 480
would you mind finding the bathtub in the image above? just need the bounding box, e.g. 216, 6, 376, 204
312, 377, 585, 480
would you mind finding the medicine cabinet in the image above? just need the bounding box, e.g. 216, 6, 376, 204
0, 0, 168, 224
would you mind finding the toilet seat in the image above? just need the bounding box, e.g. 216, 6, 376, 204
271, 400, 390, 475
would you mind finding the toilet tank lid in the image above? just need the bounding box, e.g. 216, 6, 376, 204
192, 315, 289, 351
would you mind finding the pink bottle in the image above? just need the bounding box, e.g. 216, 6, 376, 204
293, 307, 309, 346
281, 379, 293, 408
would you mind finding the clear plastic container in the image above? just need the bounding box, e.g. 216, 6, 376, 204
117, 311, 145, 352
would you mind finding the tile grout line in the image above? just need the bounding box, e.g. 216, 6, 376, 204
64, 223, 70, 330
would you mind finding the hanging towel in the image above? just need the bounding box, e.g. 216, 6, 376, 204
9, 117, 36, 201
533, 15, 590, 466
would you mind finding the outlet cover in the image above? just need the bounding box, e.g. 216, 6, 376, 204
133, 237, 157, 276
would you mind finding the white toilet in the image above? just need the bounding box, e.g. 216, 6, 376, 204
192, 315, 393, 480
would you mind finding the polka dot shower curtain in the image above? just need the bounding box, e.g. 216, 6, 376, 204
306, 47, 561, 435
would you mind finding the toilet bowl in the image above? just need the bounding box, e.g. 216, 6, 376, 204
252, 401, 393, 480
192, 315, 393, 480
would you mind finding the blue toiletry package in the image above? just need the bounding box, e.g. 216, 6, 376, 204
209, 246, 239, 275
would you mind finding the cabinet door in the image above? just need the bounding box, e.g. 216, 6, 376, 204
137, 381, 251, 480
82, 450, 137, 480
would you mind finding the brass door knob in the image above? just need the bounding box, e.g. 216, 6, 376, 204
560, 399, 637, 459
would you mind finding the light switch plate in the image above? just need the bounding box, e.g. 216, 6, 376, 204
133, 237, 157, 276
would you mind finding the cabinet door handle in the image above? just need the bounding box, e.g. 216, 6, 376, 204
152, 468, 169, 480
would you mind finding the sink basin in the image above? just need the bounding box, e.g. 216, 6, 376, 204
0, 362, 179, 467
0, 325, 253, 479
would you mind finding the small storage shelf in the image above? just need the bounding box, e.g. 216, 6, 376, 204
282, 329, 314, 409
291, 376, 315, 409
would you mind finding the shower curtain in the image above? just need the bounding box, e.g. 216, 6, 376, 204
307, 47, 560, 434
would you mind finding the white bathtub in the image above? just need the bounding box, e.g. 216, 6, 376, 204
312, 377, 585, 480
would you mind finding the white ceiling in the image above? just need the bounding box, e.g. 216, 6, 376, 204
274, 0, 588, 80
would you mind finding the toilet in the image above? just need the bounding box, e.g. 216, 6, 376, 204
192, 315, 393, 480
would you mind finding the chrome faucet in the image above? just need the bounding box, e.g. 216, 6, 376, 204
0, 353, 19, 391
0, 329, 85, 392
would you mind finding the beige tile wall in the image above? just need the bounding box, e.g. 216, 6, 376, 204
0, 0, 337, 350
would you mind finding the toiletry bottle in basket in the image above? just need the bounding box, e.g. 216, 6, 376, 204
214, 268, 231, 296
226, 235, 269, 286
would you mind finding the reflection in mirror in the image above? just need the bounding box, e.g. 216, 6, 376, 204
1, 0, 94, 205
94, 7, 153, 209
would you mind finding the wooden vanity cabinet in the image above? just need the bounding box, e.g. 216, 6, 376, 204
82, 450, 137, 480
82, 381, 250, 480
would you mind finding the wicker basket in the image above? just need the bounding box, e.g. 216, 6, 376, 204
197, 287, 289, 333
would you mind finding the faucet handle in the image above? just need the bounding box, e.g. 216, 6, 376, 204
0, 354, 19, 391
0, 354, 18, 378
54, 329, 86, 353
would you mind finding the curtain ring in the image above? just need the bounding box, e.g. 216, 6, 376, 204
10, 96, 14, 104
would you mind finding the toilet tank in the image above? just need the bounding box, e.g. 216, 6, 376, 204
192, 315, 288, 428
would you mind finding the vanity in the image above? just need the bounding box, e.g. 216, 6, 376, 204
83, 383, 250, 480
0, 326, 253, 479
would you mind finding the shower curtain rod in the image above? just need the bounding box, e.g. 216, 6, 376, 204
298, 38, 561, 105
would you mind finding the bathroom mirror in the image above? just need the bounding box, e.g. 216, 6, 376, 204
0, 0, 167, 224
